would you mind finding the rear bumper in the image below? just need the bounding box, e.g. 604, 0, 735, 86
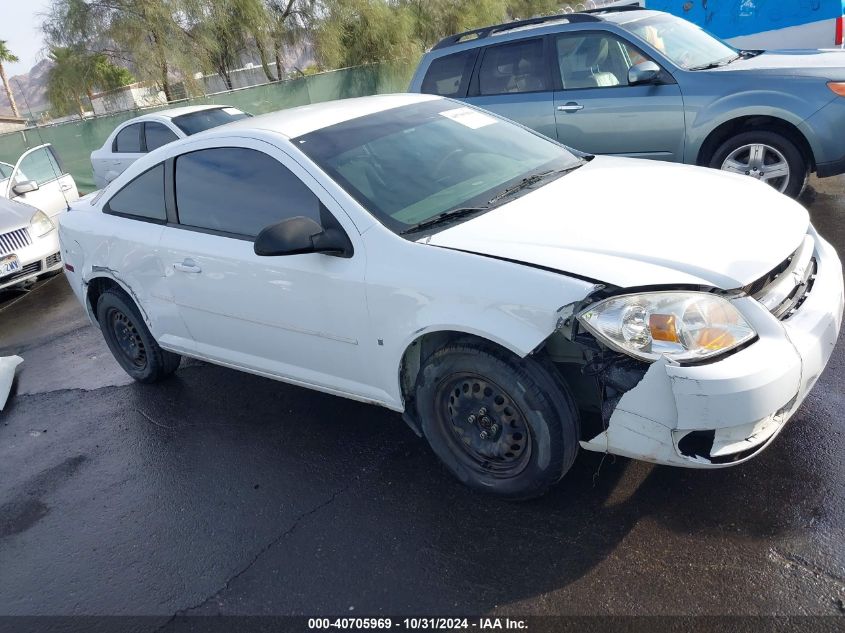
581, 227, 844, 468
0, 230, 62, 291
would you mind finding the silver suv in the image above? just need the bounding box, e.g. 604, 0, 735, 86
409, 6, 845, 198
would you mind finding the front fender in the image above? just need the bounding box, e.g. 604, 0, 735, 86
681, 79, 834, 164
362, 229, 600, 409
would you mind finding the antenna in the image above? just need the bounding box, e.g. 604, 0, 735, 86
11, 76, 73, 211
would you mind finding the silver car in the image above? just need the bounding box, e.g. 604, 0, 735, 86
0, 197, 62, 292
409, 6, 845, 197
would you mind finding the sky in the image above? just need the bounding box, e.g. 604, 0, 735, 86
1, 0, 53, 77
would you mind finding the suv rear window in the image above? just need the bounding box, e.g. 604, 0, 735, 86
421, 50, 477, 97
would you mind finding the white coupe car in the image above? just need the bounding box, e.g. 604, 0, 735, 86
59, 94, 844, 498
90, 105, 251, 188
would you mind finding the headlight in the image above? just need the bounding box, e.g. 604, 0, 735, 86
29, 210, 55, 238
577, 292, 756, 363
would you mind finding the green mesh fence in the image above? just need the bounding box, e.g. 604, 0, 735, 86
0, 60, 417, 193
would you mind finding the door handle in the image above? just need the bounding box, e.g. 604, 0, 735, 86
60, 184, 73, 192
173, 259, 202, 274
557, 103, 584, 113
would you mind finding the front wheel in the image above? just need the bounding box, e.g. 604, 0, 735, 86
415, 342, 579, 499
710, 130, 808, 198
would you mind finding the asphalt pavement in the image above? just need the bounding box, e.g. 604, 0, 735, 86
1, 177, 844, 626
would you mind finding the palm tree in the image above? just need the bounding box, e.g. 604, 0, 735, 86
0, 40, 20, 118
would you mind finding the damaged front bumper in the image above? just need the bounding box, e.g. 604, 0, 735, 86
581, 229, 845, 468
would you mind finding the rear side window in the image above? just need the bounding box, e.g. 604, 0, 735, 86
114, 124, 142, 153
174, 148, 321, 237
421, 50, 477, 97
477, 39, 548, 96
144, 122, 179, 151
105, 164, 166, 221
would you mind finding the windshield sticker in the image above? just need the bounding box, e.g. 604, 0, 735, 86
439, 107, 497, 129
222, 107, 242, 115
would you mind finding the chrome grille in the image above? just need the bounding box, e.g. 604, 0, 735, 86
0, 260, 41, 284
749, 235, 816, 320
0, 228, 32, 256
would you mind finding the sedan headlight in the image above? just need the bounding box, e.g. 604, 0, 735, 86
577, 292, 756, 363
29, 210, 55, 238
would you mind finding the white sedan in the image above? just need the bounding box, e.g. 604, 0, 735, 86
90, 105, 251, 188
59, 94, 844, 498
1, 196, 61, 291
1, 144, 79, 219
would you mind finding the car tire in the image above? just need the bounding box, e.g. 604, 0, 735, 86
415, 342, 579, 499
96, 287, 181, 383
709, 130, 808, 198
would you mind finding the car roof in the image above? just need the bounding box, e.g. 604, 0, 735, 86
429, 6, 653, 52
128, 104, 233, 123
219, 93, 442, 139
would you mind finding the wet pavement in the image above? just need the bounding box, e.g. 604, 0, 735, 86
0, 177, 844, 623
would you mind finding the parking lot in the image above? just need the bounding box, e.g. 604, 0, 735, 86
1, 176, 844, 623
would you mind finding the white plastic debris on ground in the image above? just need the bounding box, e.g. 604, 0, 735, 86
0, 356, 23, 411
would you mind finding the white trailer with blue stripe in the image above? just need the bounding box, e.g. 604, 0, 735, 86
641, 0, 845, 49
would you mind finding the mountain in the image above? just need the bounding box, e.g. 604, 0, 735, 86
0, 59, 52, 119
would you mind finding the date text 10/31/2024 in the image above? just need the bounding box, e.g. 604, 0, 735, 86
307, 618, 528, 630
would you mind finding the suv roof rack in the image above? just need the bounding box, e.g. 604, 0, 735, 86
582, 3, 645, 14
430, 3, 644, 51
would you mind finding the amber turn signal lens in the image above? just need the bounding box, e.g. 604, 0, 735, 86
649, 313, 680, 342
828, 82, 845, 97
696, 327, 736, 351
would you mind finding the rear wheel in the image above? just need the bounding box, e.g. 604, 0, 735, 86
415, 342, 579, 499
710, 130, 808, 198
96, 288, 181, 383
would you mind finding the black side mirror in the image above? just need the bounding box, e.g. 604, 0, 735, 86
628, 61, 661, 86
254, 216, 353, 258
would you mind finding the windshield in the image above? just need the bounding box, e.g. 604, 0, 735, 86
171, 107, 251, 135
294, 100, 581, 235
620, 14, 738, 70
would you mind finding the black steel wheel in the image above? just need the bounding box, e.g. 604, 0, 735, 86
108, 308, 148, 370
416, 340, 579, 499
96, 287, 181, 383
436, 372, 532, 479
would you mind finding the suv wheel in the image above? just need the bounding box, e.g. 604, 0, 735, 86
415, 342, 579, 499
710, 130, 808, 198
96, 288, 181, 383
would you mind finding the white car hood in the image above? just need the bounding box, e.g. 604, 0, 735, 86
425, 156, 809, 289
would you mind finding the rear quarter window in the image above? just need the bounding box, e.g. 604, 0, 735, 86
104, 163, 167, 222
421, 50, 477, 97
114, 124, 143, 153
